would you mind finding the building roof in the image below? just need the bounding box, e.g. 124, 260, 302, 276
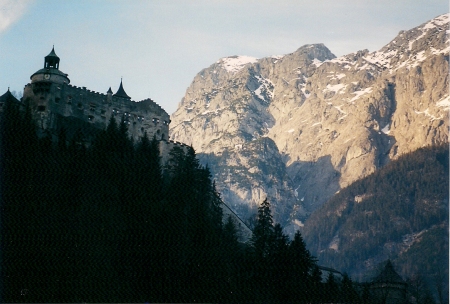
372, 260, 406, 284
30, 68, 69, 79
113, 79, 131, 99
45, 46, 59, 59
107, 87, 113, 94
0, 88, 20, 104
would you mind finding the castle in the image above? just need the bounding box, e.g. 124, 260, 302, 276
0, 47, 253, 241
22, 47, 171, 144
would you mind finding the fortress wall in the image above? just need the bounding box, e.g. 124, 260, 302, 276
23, 82, 170, 141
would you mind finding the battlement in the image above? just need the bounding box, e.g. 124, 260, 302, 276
158, 139, 191, 164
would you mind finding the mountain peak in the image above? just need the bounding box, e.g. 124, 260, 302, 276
170, 14, 448, 227
217, 55, 258, 74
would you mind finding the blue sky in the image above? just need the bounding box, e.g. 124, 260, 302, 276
0, 0, 447, 114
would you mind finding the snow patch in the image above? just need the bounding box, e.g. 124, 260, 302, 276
324, 83, 347, 94
436, 95, 450, 110
219, 56, 258, 73
381, 124, 391, 134
294, 219, 304, 227
363, 49, 398, 69
329, 234, 340, 251
414, 108, 444, 121
271, 54, 284, 60
253, 75, 274, 101
334, 105, 347, 115
301, 87, 310, 98
350, 87, 372, 102
312, 58, 323, 67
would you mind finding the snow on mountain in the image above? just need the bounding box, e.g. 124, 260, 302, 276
170, 14, 449, 229
217, 55, 258, 73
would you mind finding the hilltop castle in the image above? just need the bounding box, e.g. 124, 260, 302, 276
0, 47, 253, 241
21, 47, 171, 143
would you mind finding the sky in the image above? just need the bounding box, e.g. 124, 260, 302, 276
0, 0, 447, 114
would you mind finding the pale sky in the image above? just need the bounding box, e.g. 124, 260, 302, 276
0, 0, 447, 114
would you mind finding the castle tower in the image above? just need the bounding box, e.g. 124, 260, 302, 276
44, 46, 60, 69
23, 47, 70, 131
30, 47, 70, 85
106, 87, 113, 104
370, 260, 407, 304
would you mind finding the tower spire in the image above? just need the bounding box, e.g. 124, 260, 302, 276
114, 78, 131, 99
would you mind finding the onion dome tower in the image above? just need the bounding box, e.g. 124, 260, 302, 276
30, 46, 70, 85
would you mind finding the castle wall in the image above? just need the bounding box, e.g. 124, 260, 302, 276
23, 82, 170, 142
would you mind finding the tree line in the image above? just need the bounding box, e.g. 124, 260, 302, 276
303, 142, 448, 303
1, 98, 363, 303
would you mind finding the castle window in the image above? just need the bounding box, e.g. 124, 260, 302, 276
141, 127, 144, 132
67, 96, 72, 104
37, 105, 46, 112
90, 104, 96, 112
88, 115, 94, 122
101, 109, 106, 117
55, 97, 60, 104
77, 103, 83, 110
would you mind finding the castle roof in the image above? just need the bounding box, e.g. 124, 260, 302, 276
372, 260, 406, 284
0, 88, 20, 104
113, 79, 131, 99
45, 46, 59, 60
107, 87, 113, 94
31, 68, 69, 79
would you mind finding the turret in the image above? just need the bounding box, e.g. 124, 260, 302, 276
30, 47, 70, 85
44, 46, 60, 69
107, 87, 113, 103
113, 79, 131, 100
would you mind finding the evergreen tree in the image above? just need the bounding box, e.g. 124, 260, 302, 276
287, 230, 316, 302
340, 272, 360, 303
250, 198, 274, 259
324, 272, 339, 303
248, 198, 275, 301
310, 265, 324, 302
270, 223, 290, 302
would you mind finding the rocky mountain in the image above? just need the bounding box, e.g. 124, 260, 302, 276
170, 14, 449, 228
302, 144, 448, 295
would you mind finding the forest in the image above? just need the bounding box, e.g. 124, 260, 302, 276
302, 141, 449, 303
0, 96, 427, 303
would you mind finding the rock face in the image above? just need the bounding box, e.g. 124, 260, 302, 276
170, 14, 449, 228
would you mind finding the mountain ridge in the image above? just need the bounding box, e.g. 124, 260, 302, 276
170, 13, 449, 228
